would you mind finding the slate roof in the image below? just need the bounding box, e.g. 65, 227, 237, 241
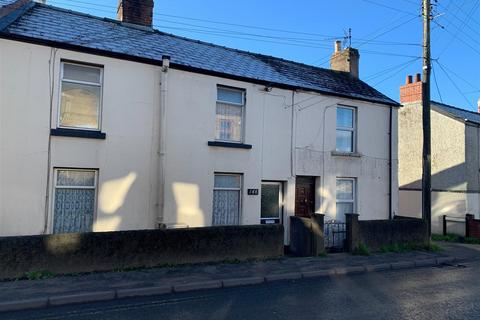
0, 2, 398, 106
432, 101, 480, 125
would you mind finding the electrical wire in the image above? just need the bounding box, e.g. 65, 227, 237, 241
431, 62, 443, 103
434, 60, 474, 108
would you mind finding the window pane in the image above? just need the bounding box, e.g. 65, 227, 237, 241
261, 184, 280, 219
60, 82, 100, 129
217, 87, 244, 105
337, 107, 353, 128
215, 102, 242, 142
212, 190, 240, 225
57, 170, 95, 187
336, 202, 354, 219
214, 174, 241, 188
336, 130, 353, 152
53, 188, 95, 233
63, 63, 101, 84
336, 179, 353, 200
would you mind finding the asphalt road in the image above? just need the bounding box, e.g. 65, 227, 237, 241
3, 260, 480, 320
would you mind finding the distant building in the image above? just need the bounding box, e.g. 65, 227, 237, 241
398, 74, 480, 234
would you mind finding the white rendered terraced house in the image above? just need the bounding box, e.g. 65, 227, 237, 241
0, 0, 399, 243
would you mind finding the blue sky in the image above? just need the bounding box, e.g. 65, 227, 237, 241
47, 0, 480, 110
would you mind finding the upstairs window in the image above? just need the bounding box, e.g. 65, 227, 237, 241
59, 62, 103, 130
215, 86, 245, 143
336, 106, 356, 152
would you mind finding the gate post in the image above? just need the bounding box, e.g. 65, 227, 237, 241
311, 213, 325, 255
345, 213, 360, 252
466, 214, 474, 238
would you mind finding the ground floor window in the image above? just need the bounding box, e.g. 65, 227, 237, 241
261, 182, 283, 224
336, 178, 356, 221
212, 173, 242, 225
53, 169, 97, 233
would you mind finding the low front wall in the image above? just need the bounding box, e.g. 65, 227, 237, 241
346, 214, 428, 252
0, 225, 284, 280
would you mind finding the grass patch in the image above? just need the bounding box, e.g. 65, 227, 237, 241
432, 233, 480, 245
21, 270, 55, 281
380, 242, 441, 253
352, 243, 370, 256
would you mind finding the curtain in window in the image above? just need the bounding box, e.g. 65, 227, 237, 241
212, 190, 240, 225
53, 189, 95, 233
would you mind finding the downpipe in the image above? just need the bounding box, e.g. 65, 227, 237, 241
158, 55, 170, 228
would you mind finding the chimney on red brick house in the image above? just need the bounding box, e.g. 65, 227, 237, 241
400, 73, 423, 104
117, 0, 154, 27
330, 40, 360, 78
478, 98, 480, 113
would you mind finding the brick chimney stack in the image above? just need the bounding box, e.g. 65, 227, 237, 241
117, 0, 154, 27
330, 40, 360, 78
400, 73, 423, 104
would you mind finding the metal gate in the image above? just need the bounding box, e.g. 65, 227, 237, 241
324, 220, 346, 252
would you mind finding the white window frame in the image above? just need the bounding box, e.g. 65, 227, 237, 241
58, 61, 104, 131
213, 173, 243, 225
51, 168, 98, 233
335, 177, 356, 216
260, 181, 283, 224
215, 86, 245, 143
336, 106, 357, 153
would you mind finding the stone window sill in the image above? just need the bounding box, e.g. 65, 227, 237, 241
51, 128, 106, 140
331, 151, 362, 158
207, 141, 252, 149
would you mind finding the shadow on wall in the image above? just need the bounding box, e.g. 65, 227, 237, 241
94, 172, 137, 230
171, 182, 205, 227
399, 161, 478, 234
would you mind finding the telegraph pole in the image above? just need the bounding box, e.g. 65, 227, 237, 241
422, 0, 432, 238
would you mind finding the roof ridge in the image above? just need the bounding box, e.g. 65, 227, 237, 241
432, 100, 477, 115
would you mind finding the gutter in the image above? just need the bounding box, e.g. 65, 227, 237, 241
158, 55, 170, 228
0, 33, 399, 108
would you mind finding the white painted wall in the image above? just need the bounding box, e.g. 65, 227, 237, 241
0, 39, 398, 240
1, 40, 159, 236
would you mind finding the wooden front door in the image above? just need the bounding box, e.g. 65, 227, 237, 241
295, 176, 315, 218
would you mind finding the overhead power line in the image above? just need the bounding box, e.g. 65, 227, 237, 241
434, 60, 474, 108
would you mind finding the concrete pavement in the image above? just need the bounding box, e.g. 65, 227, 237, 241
0, 242, 476, 313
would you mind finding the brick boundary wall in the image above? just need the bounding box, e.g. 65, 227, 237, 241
346, 214, 428, 252
466, 214, 480, 239
0, 225, 284, 280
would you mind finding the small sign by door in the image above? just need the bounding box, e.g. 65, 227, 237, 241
247, 189, 259, 195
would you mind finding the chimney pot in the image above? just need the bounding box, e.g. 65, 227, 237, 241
117, 0, 154, 27
334, 40, 342, 53
477, 98, 480, 113
400, 72, 423, 104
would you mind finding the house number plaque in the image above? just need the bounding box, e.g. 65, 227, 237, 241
247, 189, 259, 195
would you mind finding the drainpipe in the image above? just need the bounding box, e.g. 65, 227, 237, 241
388, 105, 393, 220
158, 55, 170, 228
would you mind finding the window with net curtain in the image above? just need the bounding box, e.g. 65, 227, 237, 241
336, 178, 356, 222
212, 174, 242, 225
336, 106, 356, 152
59, 62, 103, 130
216, 86, 245, 142
53, 169, 97, 234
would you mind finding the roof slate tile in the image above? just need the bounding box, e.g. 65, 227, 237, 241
1, 3, 397, 105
